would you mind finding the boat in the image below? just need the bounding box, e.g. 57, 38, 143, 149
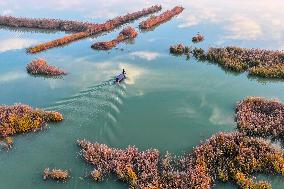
115, 73, 126, 83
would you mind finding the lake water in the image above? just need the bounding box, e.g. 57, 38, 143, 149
1, 0, 284, 188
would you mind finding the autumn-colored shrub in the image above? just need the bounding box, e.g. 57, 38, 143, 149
26, 58, 66, 76
0, 104, 63, 138
92, 27, 138, 50
236, 97, 284, 139
77, 132, 284, 189
43, 168, 69, 181
139, 6, 184, 30
192, 33, 205, 43
27, 5, 161, 54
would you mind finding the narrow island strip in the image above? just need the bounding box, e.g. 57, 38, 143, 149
26, 5, 162, 54
91, 27, 138, 50
0, 16, 98, 32
139, 6, 184, 30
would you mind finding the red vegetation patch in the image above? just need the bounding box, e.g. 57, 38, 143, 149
92, 27, 138, 50
43, 168, 69, 181
0, 104, 63, 138
26, 58, 66, 76
192, 33, 205, 43
236, 97, 284, 138
26, 5, 161, 54
27, 32, 89, 54
139, 6, 184, 30
78, 132, 284, 189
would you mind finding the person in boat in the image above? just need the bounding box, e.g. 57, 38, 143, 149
122, 69, 126, 75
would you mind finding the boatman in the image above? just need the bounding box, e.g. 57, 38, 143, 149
122, 69, 126, 75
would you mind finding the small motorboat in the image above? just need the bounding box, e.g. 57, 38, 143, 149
115, 73, 126, 83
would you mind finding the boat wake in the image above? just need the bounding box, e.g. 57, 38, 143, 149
45, 78, 127, 131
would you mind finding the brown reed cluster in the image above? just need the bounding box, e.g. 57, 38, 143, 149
0, 16, 97, 32
91, 27, 138, 50
43, 168, 69, 181
169, 43, 191, 55
26, 5, 162, 54
236, 97, 284, 139
139, 6, 184, 30
78, 131, 284, 189
26, 58, 66, 76
0, 104, 63, 138
192, 33, 205, 43
77, 140, 160, 188
204, 47, 284, 78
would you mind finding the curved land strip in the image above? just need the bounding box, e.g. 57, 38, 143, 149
26, 5, 162, 54
78, 132, 284, 189
0, 104, 63, 149
91, 27, 138, 50
236, 97, 284, 139
139, 6, 184, 30
26, 58, 66, 76
0, 16, 97, 32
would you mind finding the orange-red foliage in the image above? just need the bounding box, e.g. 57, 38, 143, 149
27, 5, 161, 54
139, 6, 184, 30
0, 104, 63, 138
27, 32, 89, 53
92, 27, 138, 50
26, 58, 66, 76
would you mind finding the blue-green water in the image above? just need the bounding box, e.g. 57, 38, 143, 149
1, 1, 284, 188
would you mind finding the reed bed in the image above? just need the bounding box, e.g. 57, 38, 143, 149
139, 6, 184, 30
92, 26, 138, 50
170, 43, 191, 55
78, 132, 284, 189
26, 58, 66, 76
0, 16, 97, 32
43, 168, 69, 181
206, 47, 284, 77
0, 104, 63, 138
236, 97, 284, 139
27, 5, 162, 54
170, 46, 284, 78
192, 33, 205, 43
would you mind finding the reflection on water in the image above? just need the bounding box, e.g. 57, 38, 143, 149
1, 0, 284, 189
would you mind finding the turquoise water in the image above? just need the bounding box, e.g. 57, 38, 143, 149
1, 1, 284, 188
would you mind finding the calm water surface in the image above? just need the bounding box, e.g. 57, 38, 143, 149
1, 0, 284, 188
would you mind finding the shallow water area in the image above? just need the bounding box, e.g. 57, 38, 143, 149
1, 0, 284, 188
